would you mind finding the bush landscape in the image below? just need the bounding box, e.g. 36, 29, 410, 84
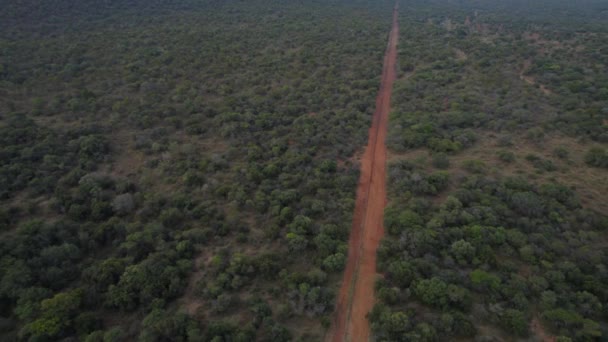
1, 0, 606, 341
373, 0, 608, 341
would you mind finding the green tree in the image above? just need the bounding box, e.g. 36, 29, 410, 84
22, 289, 83, 340
450, 239, 475, 265
414, 277, 470, 310
470, 269, 501, 294
500, 309, 528, 336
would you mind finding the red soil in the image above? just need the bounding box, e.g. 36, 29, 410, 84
326, 5, 399, 342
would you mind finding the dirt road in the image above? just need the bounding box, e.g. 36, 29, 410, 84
326, 5, 399, 342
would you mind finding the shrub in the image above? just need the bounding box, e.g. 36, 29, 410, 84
112, 194, 135, 216
526, 127, 545, 143
427, 171, 450, 193
428, 138, 462, 153
322, 253, 345, 272
462, 159, 486, 174
497, 150, 515, 163
584, 147, 608, 168
526, 154, 557, 171
510, 191, 545, 217
470, 269, 501, 293
413, 278, 471, 310
500, 309, 528, 336
450, 240, 475, 265
553, 146, 569, 159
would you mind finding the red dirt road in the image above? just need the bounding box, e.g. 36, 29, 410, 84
326, 5, 399, 342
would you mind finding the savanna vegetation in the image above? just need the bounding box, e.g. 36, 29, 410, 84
0, 0, 396, 340
2, 0, 607, 341
373, 0, 608, 341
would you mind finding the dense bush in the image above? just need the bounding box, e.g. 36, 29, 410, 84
377, 2, 608, 340
0, 0, 394, 339
584, 147, 608, 168
375, 174, 607, 340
